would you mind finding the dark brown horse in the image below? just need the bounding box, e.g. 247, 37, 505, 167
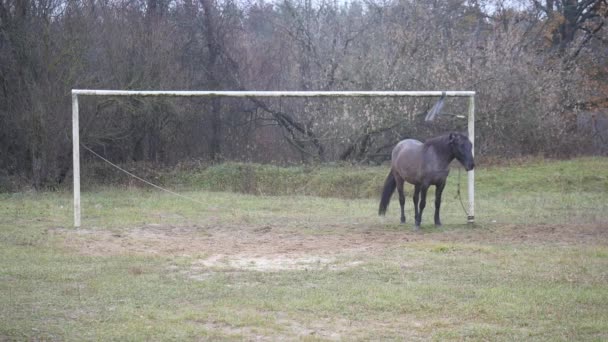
378, 132, 475, 229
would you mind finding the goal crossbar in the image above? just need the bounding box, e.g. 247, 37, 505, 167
72, 89, 475, 97
71, 89, 475, 227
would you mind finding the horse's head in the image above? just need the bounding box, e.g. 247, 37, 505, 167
449, 133, 475, 171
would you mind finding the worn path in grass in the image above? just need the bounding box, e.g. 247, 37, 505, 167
54, 222, 607, 271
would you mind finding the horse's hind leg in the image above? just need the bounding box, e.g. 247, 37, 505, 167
413, 185, 420, 229
396, 177, 406, 224
434, 181, 446, 227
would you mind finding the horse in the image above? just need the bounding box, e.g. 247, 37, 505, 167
378, 132, 475, 229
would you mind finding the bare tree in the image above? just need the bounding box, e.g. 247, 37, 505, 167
531, 0, 607, 55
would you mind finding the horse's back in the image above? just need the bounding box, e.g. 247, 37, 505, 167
391, 139, 424, 184
392, 139, 423, 159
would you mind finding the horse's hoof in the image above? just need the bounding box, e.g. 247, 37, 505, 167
435, 223, 442, 227
400, 218, 406, 224
414, 224, 420, 230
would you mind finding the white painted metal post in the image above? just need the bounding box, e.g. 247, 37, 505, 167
72, 93, 81, 227
467, 95, 475, 224
71, 90, 476, 98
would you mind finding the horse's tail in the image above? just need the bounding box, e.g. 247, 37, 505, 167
379, 171, 396, 216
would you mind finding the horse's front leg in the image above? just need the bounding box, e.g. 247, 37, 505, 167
434, 181, 446, 227
416, 185, 429, 229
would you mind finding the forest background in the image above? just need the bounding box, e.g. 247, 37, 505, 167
1, 0, 607, 188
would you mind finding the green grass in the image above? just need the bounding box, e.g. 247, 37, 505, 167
1, 158, 607, 340
150, 162, 388, 198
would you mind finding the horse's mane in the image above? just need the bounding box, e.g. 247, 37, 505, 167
423, 133, 450, 150
425, 132, 467, 144
423, 132, 467, 153
425, 133, 450, 145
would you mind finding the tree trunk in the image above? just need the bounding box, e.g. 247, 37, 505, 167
200, 0, 222, 161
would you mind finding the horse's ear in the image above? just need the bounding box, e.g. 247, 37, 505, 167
448, 133, 455, 144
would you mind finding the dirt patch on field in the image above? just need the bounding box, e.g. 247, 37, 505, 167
53, 221, 607, 272
54, 224, 408, 271
56, 224, 410, 256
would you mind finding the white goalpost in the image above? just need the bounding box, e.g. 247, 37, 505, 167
71, 89, 475, 227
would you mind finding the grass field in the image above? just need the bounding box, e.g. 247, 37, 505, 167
1, 158, 607, 340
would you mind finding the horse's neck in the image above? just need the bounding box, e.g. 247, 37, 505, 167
425, 143, 454, 171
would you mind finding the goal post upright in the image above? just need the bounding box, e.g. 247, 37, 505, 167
71, 89, 475, 227
72, 93, 81, 228
468, 95, 475, 224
